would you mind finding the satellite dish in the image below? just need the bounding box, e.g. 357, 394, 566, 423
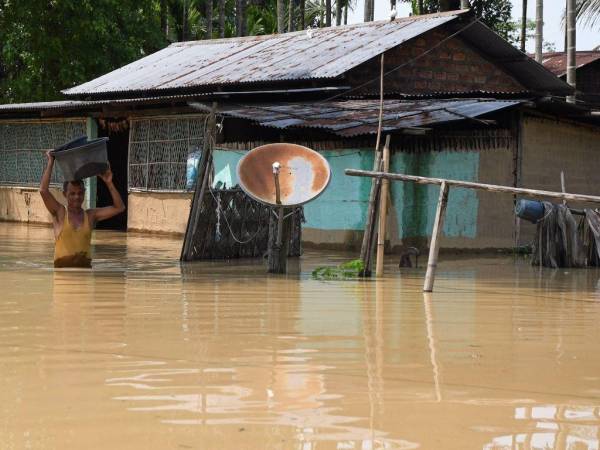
236, 143, 331, 207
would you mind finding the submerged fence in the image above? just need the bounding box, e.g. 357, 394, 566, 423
185, 187, 303, 260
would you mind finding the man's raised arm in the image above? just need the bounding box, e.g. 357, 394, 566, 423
39, 151, 62, 216
89, 167, 126, 224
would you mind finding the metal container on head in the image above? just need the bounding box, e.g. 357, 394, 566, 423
236, 143, 331, 207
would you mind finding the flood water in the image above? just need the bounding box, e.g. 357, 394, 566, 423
1, 221, 600, 449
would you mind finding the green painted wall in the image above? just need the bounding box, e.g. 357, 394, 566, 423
213, 147, 479, 239
390, 151, 479, 239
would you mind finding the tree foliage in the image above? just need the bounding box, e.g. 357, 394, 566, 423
404, 0, 512, 41
576, 0, 600, 29
0, 0, 527, 104
0, 0, 167, 102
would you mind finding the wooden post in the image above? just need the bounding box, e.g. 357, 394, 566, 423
561, 171, 567, 206
375, 136, 391, 277
344, 169, 600, 204
345, 168, 600, 292
268, 209, 290, 274
423, 182, 449, 292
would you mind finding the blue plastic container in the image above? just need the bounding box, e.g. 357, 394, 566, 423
515, 199, 545, 223
186, 148, 202, 190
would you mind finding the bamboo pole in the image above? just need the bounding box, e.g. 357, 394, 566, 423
346, 169, 600, 291
181, 104, 217, 261
423, 182, 449, 292
359, 54, 385, 276
375, 136, 391, 277
345, 170, 600, 204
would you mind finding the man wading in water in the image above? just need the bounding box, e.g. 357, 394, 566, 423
40, 151, 126, 268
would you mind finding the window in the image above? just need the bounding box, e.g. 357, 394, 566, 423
128, 116, 207, 192
0, 120, 86, 186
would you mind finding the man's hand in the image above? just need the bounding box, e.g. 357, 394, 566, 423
98, 165, 113, 185
45, 150, 55, 163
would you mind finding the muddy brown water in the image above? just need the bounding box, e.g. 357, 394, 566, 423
1, 221, 600, 449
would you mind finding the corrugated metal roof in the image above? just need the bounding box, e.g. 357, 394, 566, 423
542, 51, 600, 77
0, 100, 96, 113
0, 88, 347, 115
191, 98, 525, 137
62, 12, 466, 97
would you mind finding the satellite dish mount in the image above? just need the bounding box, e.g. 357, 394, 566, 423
237, 143, 331, 274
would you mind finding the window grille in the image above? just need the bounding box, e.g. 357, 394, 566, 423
128, 116, 207, 192
0, 120, 86, 186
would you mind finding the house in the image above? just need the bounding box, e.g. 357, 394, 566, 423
542, 51, 600, 106
0, 10, 599, 252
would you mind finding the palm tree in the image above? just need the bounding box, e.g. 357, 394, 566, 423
363, 0, 373, 21
535, 0, 543, 62
205, 0, 213, 38
576, 0, 600, 27
219, 0, 225, 37
161, 0, 169, 36
277, 0, 285, 32
326, 0, 332, 25
520, 0, 527, 52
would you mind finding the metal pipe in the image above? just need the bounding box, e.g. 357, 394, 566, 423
273, 162, 284, 247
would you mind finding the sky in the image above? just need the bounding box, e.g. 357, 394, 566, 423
348, 1, 599, 52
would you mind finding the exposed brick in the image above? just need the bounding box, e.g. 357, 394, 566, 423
456, 65, 471, 74
347, 28, 523, 95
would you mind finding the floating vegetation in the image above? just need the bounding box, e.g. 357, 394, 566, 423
311, 259, 365, 280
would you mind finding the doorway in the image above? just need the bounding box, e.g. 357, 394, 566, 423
96, 119, 129, 231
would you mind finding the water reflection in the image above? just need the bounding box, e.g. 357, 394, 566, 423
2, 222, 600, 449
484, 405, 600, 450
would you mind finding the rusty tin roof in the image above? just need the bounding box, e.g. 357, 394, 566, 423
62, 12, 467, 97
542, 51, 600, 77
191, 98, 525, 137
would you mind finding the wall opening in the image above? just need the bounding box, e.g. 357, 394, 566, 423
97, 120, 129, 231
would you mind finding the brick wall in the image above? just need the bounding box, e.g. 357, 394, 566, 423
347, 28, 524, 94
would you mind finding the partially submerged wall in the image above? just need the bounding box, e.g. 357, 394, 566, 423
210, 139, 517, 251
0, 186, 63, 224
127, 192, 193, 235
519, 115, 600, 244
